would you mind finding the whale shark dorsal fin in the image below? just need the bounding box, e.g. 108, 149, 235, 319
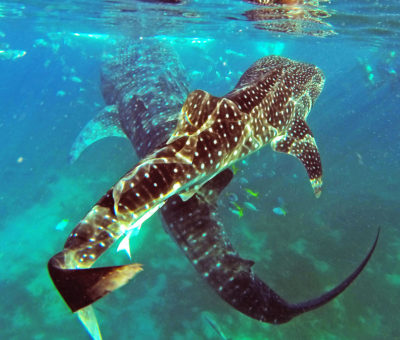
169, 89, 224, 140
70, 105, 126, 163
271, 118, 322, 197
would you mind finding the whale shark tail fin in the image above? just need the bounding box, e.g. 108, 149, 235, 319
286, 227, 380, 319
162, 169, 380, 324
48, 254, 142, 312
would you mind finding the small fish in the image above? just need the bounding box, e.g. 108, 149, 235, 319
72, 32, 110, 40
245, 188, 259, 198
190, 70, 202, 77
0, 49, 26, 60
231, 164, 239, 175
203, 313, 231, 340
224, 48, 245, 58
244, 201, 258, 211
226, 192, 238, 203
33, 38, 48, 47
229, 209, 243, 218
272, 207, 287, 216
71, 76, 82, 83
231, 202, 244, 218
356, 152, 364, 165
55, 218, 69, 231
238, 177, 249, 185
364, 64, 375, 84
254, 171, 264, 178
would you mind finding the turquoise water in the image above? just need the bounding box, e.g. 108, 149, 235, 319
0, 1, 399, 339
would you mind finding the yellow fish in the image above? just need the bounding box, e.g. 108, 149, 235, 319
232, 202, 244, 218
245, 188, 259, 198
231, 164, 240, 175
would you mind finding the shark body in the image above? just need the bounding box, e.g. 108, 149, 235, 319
49, 44, 378, 338
70, 41, 189, 162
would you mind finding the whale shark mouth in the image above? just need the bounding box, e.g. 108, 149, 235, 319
48, 50, 379, 339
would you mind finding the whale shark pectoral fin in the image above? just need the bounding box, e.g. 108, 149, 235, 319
70, 105, 126, 163
48, 254, 143, 312
271, 118, 322, 197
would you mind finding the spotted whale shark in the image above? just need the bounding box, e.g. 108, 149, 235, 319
48, 45, 379, 339
70, 41, 189, 162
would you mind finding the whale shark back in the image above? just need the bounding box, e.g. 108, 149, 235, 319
227, 55, 325, 196
70, 41, 189, 162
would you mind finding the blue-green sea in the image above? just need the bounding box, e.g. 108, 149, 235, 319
0, 1, 399, 339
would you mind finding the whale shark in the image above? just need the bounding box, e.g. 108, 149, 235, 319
243, 0, 335, 37
70, 40, 189, 162
48, 43, 379, 339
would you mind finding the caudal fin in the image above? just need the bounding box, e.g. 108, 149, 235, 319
161, 169, 379, 323
48, 254, 142, 312
287, 227, 380, 318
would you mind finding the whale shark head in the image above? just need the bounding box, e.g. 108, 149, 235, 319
161, 55, 324, 198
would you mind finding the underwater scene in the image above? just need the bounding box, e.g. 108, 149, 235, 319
0, 0, 399, 339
